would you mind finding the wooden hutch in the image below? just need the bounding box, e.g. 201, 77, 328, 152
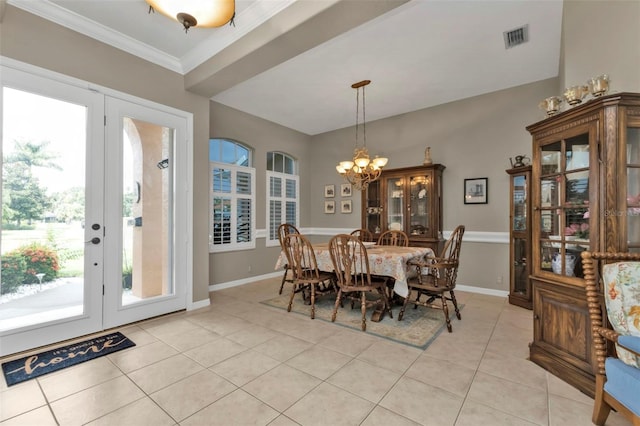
526, 92, 640, 397
361, 164, 445, 254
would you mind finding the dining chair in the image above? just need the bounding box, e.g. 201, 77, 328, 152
283, 233, 336, 319
377, 230, 409, 247
350, 228, 374, 242
328, 234, 393, 331
277, 223, 300, 295
400, 225, 465, 332
581, 251, 640, 426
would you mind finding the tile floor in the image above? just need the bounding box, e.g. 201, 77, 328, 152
0, 278, 631, 426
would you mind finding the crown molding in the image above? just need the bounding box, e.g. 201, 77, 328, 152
9, 0, 302, 75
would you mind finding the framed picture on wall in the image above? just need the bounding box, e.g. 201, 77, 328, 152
341, 200, 352, 214
464, 177, 488, 204
324, 200, 335, 214
341, 183, 352, 197
324, 184, 335, 198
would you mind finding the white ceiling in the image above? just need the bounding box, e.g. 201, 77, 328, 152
8, 0, 564, 135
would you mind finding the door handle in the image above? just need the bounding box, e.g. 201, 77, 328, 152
85, 237, 101, 245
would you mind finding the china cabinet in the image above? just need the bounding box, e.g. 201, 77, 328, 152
527, 92, 640, 397
361, 164, 445, 253
506, 166, 532, 309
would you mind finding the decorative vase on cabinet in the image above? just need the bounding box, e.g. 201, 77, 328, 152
527, 92, 640, 397
361, 164, 445, 253
506, 165, 532, 309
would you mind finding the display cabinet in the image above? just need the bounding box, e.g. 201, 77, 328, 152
506, 166, 532, 309
527, 92, 640, 397
361, 164, 445, 253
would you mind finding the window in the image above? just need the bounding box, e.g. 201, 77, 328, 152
266, 152, 299, 247
209, 139, 255, 252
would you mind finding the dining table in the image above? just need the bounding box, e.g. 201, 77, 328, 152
275, 242, 434, 299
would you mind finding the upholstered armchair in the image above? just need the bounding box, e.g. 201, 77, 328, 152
582, 252, 640, 426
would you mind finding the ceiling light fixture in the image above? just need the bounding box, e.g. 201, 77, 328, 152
146, 0, 235, 33
336, 80, 388, 191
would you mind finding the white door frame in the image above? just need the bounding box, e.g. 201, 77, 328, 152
0, 58, 193, 356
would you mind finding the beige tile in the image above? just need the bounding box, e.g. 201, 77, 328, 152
284, 382, 375, 426
0, 380, 46, 421
266, 415, 300, 426
159, 326, 221, 352
108, 340, 178, 373
0, 406, 57, 426
456, 400, 537, 426
200, 315, 253, 336
142, 318, 202, 340
243, 364, 321, 412
361, 406, 421, 426
478, 350, 547, 391
150, 369, 236, 422
548, 394, 595, 426
85, 397, 176, 426
285, 320, 338, 344
467, 372, 548, 426
285, 345, 351, 380
546, 372, 593, 405
181, 389, 279, 426
127, 354, 204, 393
356, 340, 421, 374
379, 376, 463, 425
225, 325, 280, 348
327, 359, 401, 403
318, 329, 377, 357
210, 350, 280, 386
423, 337, 486, 369
50, 376, 144, 426
253, 334, 312, 362
38, 357, 123, 401
183, 337, 248, 367
404, 353, 476, 397
116, 326, 158, 347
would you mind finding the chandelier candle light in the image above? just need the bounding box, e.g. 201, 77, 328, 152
336, 80, 388, 191
146, 0, 235, 32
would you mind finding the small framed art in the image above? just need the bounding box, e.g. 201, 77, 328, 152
464, 177, 488, 204
324, 200, 335, 214
341, 200, 352, 214
324, 184, 335, 198
341, 183, 352, 197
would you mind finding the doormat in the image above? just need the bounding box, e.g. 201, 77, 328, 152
2, 332, 135, 386
261, 292, 462, 350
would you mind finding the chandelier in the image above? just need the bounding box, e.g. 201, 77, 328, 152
146, 0, 235, 32
336, 80, 388, 191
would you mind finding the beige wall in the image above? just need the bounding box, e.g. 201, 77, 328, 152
309, 78, 558, 291
560, 0, 640, 94
0, 5, 211, 303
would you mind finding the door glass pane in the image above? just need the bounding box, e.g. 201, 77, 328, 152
541, 142, 561, 174
121, 118, 173, 306
513, 175, 527, 231
628, 128, 640, 251
1, 88, 86, 330
409, 174, 429, 235
386, 177, 403, 231
513, 237, 528, 295
566, 135, 589, 171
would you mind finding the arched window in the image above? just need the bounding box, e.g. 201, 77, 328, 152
209, 139, 255, 252
266, 152, 299, 246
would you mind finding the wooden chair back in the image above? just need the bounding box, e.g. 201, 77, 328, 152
350, 228, 374, 242
278, 223, 299, 263
328, 234, 373, 289
377, 230, 409, 247
283, 233, 321, 282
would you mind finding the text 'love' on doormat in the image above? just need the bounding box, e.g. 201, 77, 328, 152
2, 332, 135, 386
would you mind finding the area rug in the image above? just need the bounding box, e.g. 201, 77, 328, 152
261, 292, 461, 350
2, 332, 135, 386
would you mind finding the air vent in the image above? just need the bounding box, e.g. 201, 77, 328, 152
503, 24, 529, 49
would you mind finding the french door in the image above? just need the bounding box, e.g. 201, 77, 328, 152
0, 65, 189, 356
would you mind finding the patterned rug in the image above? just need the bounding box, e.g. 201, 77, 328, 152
261, 291, 460, 349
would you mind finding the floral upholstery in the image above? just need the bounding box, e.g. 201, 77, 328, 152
602, 261, 640, 368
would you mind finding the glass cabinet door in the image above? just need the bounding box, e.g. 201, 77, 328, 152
513, 175, 527, 231
386, 177, 404, 231
538, 134, 590, 278
627, 127, 640, 252
364, 179, 382, 234
408, 173, 430, 236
